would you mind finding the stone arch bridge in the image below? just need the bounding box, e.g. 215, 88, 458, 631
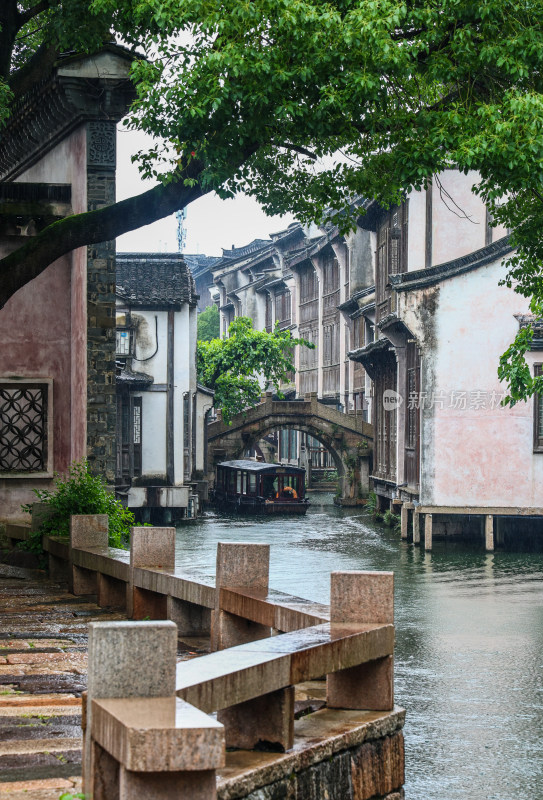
206, 394, 373, 503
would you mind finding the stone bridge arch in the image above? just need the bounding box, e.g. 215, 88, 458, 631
206, 394, 373, 504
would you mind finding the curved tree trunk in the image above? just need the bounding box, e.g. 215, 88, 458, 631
0, 169, 204, 308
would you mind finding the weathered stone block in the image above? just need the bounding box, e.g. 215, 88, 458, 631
91, 740, 119, 800
350, 731, 405, 800
119, 768, 217, 800
216, 542, 270, 592
85, 621, 178, 796
327, 655, 394, 711
424, 514, 433, 551
217, 686, 294, 752
215, 611, 271, 650
88, 620, 177, 700
296, 750, 352, 800
131, 527, 176, 569
330, 571, 394, 625
213, 543, 271, 650
92, 696, 224, 771
70, 514, 108, 550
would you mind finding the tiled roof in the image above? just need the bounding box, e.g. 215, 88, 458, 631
390, 236, 513, 292
184, 253, 222, 277
116, 366, 154, 387
116, 253, 197, 308
221, 239, 271, 259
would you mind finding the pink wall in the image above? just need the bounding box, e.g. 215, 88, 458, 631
0, 127, 88, 518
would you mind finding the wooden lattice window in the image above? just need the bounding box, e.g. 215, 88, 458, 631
323, 257, 339, 295
300, 264, 318, 303
275, 289, 291, 325
376, 202, 409, 322
0, 379, 52, 476
323, 322, 339, 366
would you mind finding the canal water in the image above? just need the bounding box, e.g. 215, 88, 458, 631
176, 493, 543, 800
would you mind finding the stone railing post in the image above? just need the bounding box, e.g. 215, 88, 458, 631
69, 514, 108, 595
84, 620, 222, 800
212, 541, 270, 651
129, 527, 175, 618
212, 542, 293, 751
327, 571, 394, 711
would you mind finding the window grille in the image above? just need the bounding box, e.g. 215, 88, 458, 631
116, 329, 132, 356
0, 382, 49, 473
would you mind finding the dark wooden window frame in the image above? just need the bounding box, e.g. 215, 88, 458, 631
534, 364, 543, 452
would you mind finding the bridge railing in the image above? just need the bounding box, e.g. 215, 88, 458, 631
83, 543, 394, 799
4, 515, 402, 799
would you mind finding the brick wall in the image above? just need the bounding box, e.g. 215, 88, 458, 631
86, 121, 117, 482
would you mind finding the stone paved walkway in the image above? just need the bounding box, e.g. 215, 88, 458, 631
0, 562, 208, 800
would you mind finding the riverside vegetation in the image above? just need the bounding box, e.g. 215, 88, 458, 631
21, 460, 135, 555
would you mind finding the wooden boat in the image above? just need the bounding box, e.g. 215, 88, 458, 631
213, 460, 309, 515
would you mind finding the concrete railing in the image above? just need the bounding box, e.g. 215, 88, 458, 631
4, 515, 403, 800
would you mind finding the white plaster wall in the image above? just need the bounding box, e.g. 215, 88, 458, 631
400, 257, 539, 508
431, 171, 486, 265
133, 310, 168, 383
407, 188, 426, 272
141, 391, 167, 476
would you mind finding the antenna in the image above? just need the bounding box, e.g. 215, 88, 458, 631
175, 208, 187, 253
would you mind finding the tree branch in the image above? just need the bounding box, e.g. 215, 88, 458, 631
17, 0, 57, 29
277, 142, 317, 160
8, 41, 60, 98
0, 167, 206, 309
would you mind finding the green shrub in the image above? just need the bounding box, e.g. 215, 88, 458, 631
365, 490, 378, 515
323, 469, 339, 482
21, 460, 134, 552
383, 508, 401, 532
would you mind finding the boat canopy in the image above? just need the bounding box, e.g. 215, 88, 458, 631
217, 460, 305, 474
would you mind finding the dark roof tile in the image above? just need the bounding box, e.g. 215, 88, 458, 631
116, 252, 197, 307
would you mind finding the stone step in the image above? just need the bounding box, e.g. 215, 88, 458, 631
0, 774, 82, 798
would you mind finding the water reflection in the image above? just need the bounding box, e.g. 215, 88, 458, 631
176, 493, 543, 800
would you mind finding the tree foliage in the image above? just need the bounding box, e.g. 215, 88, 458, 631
197, 316, 312, 423
3, 1, 543, 397
197, 304, 220, 342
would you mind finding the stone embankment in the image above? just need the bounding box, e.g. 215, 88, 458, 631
1, 517, 405, 800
